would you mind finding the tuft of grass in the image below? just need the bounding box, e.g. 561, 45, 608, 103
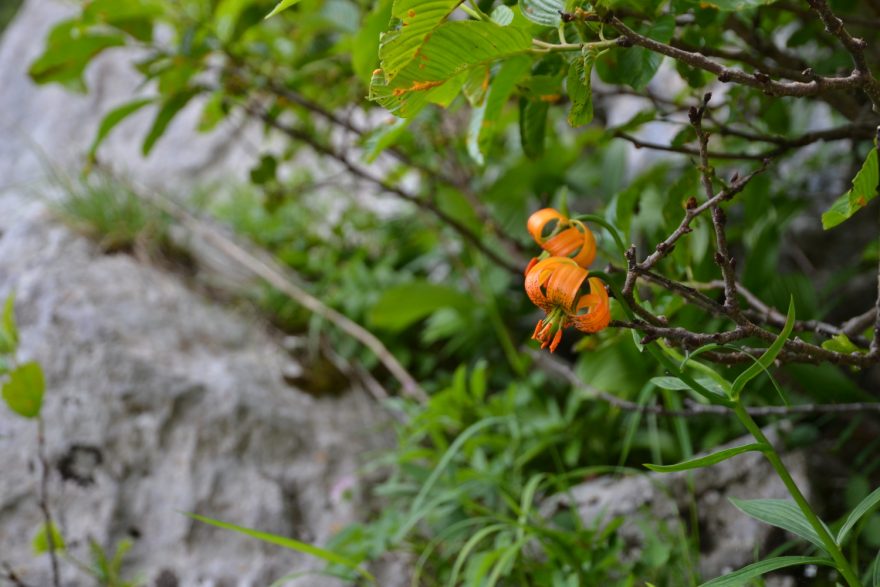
52, 173, 192, 270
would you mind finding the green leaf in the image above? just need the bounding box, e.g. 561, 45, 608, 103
873, 549, 880, 587
88, 98, 155, 160
363, 117, 412, 163
369, 282, 472, 331
596, 15, 674, 90
650, 376, 692, 391
731, 297, 795, 397
821, 333, 864, 354
187, 514, 375, 582
644, 442, 767, 473
32, 522, 65, 555
519, 0, 564, 27
729, 498, 828, 552
567, 49, 596, 127
372, 20, 532, 117
378, 0, 463, 82
29, 20, 126, 91
352, 0, 394, 84
838, 484, 880, 546
490, 5, 514, 25
265, 0, 305, 19
467, 56, 530, 165
699, 556, 834, 587
822, 147, 878, 229
519, 97, 548, 158
2, 362, 45, 419
142, 90, 198, 156
0, 294, 18, 354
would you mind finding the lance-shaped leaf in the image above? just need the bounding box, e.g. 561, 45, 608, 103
822, 147, 879, 229
731, 297, 795, 397
700, 556, 834, 587
467, 56, 530, 164
837, 484, 880, 546
371, 21, 532, 117
729, 498, 829, 552
644, 442, 767, 473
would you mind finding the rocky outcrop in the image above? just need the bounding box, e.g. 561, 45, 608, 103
0, 197, 391, 587
0, 1, 393, 585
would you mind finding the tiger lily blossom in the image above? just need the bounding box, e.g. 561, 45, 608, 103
525, 257, 611, 352
525, 208, 597, 274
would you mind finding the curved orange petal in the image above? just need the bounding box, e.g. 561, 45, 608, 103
543, 225, 597, 268
570, 277, 611, 333
527, 208, 565, 245
544, 262, 588, 310
524, 257, 565, 312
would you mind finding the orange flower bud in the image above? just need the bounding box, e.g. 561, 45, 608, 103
526, 208, 597, 269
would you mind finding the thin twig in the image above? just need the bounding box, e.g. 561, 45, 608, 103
36, 419, 60, 587
1, 563, 36, 587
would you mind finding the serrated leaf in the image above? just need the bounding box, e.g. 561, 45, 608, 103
372, 20, 532, 117
265, 0, 304, 19
731, 297, 795, 397
89, 98, 154, 160
838, 484, 880, 546
2, 362, 45, 418
519, 0, 564, 26
467, 56, 530, 164
729, 498, 828, 552
644, 443, 767, 473
32, 523, 65, 555
567, 49, 596, 127
822, 148, 879, 229
369, 282, 472, 331
352, 0, 394, 84
378, 0, 463, 82
700, 556, 834, 587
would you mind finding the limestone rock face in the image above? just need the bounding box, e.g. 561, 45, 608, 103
0, 200, 391, 586
0, 1, 392, 585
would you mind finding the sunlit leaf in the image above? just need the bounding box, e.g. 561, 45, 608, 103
822, 148, 879, 229
2, 362, 45, 419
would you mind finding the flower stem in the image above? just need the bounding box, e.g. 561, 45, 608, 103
732, 402, 863, 587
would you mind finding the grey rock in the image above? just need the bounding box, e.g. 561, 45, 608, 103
542, 428, 811, 580
0, 202, 392, 586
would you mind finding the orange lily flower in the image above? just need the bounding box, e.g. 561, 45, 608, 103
526, 208, 597, 273
525, 257, 611, 352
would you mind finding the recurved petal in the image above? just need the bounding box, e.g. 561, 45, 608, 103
527, 208, 565, 245
543, 225, 597, 268
570, 277, 611, 333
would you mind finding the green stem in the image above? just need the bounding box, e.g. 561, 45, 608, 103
733, 403, 863, 587
531, 38, 619, 54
